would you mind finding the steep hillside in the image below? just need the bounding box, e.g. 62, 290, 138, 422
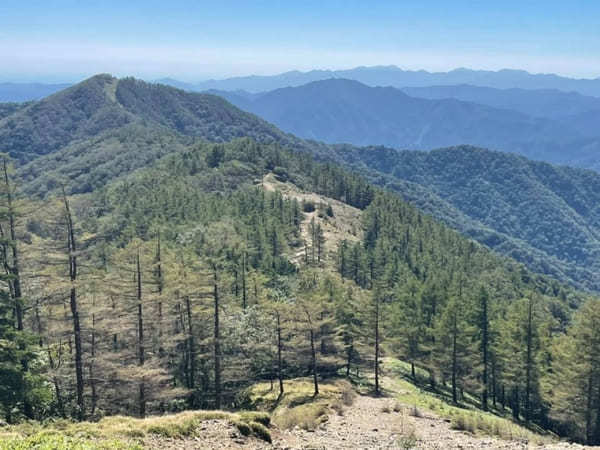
6, 137, 594, 444
6, 76, 600, 294
334, 145, 600, 292
0, 102, 28, 120
212, 79, 600, 170
0, 75, 318, 195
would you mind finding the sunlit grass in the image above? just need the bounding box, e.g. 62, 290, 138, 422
246, 377, 355, 430
385, 358, 553, 444
0, 409, 272, 449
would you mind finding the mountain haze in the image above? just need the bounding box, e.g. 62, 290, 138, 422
0, 81, 71, 102
213, 78, 600, 170
402, 85, 600, 121
175, 66, 600, 97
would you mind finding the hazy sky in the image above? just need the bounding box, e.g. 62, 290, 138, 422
1, 0, 599, 82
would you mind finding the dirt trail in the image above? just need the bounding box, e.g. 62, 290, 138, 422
270, 387, 592, 450
270, 392, 532, 450
145, 381, 593, 449
261, 173, 362, 265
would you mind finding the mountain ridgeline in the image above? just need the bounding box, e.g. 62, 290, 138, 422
2, 75, 600, 294
333, 145, 600, 292
212, 79, 600, 171
164, 65, 600, 97
1, 75, 600, 444
0, 74, 323, 195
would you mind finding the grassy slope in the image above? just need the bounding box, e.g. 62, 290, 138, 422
385, 359, 552, 445
0, 410, 271, 449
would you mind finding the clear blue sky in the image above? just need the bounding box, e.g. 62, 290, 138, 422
1, 0, 598, 82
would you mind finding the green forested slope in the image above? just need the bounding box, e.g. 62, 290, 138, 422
0, 75, 319, 197
333, 145, 600, 292
0, 108, 598, 443
3, 75, 600, 295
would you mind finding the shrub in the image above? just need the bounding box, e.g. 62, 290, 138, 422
409, 406, 422, 418
340, 386, 356, 406
232, 420, 251, 437
248, 421, 272, 443
397, 432, 418, 450
302, 200, 316, 213
239, 411, 270, 427
330, 400, 344, 416
275, 404, 328, 431
272, 166, 289, 182
451, 414, 476, 434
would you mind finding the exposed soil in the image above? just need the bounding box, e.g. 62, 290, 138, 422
261, 173, 362, 266
142, 383, 594, 450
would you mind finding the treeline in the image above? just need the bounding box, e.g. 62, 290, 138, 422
0, 139, 598, 444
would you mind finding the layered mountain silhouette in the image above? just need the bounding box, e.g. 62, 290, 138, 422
212, 78, 600, 170
2, 75, 600, 291
0, 81, 71, 102
163, 66, 600, 96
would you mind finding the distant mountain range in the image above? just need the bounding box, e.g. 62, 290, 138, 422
160, 66, 600, 97
402, 84, 600, 123
210, 78, 600, 170
0, 82, 71, 102
2, 75, 600, 292
3, 66, 600, 103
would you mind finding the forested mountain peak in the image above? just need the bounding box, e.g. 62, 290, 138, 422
1, 75, 318, 195
0, 74, 309, 166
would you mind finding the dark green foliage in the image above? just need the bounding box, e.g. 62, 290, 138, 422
0, 285, 48, 422
302, 200, 315, 213
334, 144, 600, 293
0, 102, 28, 120
1, 75, 324, 197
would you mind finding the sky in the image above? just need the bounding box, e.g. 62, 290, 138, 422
1, 0, 599, 82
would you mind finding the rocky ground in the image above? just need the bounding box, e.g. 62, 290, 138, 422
142, 390, 594, 450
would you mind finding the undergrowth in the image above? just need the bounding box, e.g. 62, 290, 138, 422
386, 358, 553, 444
0, 410, 272, 449
246, 377, 356, 431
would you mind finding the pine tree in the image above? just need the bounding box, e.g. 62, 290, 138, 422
433, 293, 474, 404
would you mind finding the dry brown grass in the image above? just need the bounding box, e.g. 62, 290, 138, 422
0, 409, 273, 449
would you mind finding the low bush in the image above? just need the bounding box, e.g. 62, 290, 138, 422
239, 411, 270, 427
248, 421, 272, 443
302, 200, 315, 212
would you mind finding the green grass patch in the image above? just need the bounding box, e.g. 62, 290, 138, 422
245, 377, 356, 431
0, 432, 139, 450
385, 359, 552, 444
